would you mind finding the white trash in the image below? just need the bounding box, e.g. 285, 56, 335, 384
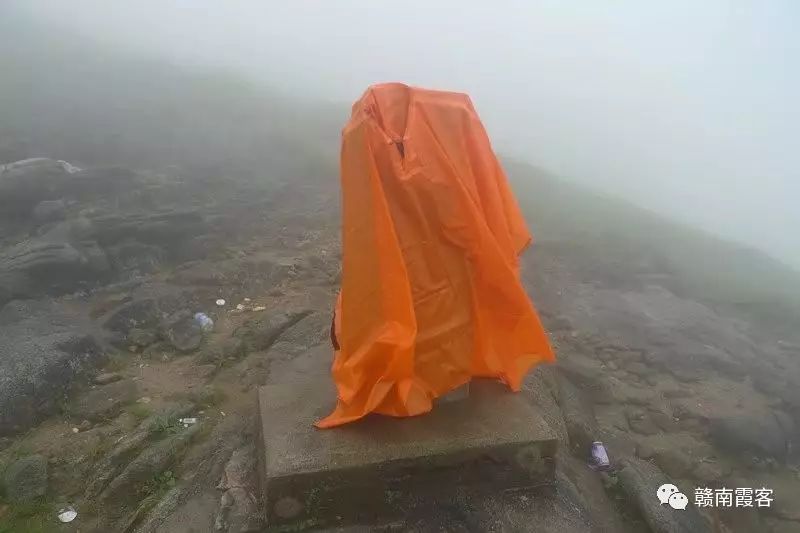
179, 417, 198, 427
215, 299, 226, 307
57, 506, 78, 523
588, 441, 611, 471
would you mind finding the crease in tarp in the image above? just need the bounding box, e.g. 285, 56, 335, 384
316, 83, 555, 429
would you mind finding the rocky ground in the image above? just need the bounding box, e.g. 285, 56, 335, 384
1, 158, 799, 532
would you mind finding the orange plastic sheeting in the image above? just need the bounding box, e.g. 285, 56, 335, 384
316, 83, 555, 428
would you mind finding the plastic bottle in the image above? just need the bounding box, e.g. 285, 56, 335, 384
194, 312, 214, 333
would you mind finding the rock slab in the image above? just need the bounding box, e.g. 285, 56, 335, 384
617, 457, 710, 533
0, 299, 104, 436
2, 454, 48, 503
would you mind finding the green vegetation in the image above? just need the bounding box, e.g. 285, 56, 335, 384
126, 403, 153, 422
0, 498, 53, 533
140, 470, 176, 499
86, 435, 115, 464
148, 414, 184, 438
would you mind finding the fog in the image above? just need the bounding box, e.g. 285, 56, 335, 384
7, 0, 800, 267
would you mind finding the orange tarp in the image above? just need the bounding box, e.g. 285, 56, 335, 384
316, 83, 554, 428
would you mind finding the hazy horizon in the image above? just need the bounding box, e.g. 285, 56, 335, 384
5, 0, 800, 267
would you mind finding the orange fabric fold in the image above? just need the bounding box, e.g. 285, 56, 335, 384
317, 83, 554, 428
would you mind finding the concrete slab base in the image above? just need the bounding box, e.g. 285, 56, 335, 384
257, 378, 558, 530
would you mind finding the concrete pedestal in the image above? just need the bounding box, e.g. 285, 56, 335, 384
257, 378, 557, 529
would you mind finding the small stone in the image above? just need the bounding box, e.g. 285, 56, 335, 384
215, 487, 260, 532
653, 448, 695, 478
164, 314, 204, 353
626, 362, 650, 377
636, 442, 656, 459
94, 372, 123, 385
626, 410, 660, 436
127, 327, 158, 348
217, 446, 255, 490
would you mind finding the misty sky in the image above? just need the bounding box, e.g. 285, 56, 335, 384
10, 1, 800, 266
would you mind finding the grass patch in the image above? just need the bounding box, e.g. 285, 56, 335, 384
132, 469, 178, 526
140, 470, 176, 498
0, 499, 53, 533
148, 414, 183, 438
0, 442, 36, 468
126, 403, 152, 422
86, 435, 115, 465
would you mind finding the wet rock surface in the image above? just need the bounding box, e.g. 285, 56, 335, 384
617, 457, 710, 533
709, 412, 790, 460
214, 446, 260, 532
0, 299, 104, 435
2, 454, 48, 503
68, 379, 138, 422
163, 313, 204, 353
